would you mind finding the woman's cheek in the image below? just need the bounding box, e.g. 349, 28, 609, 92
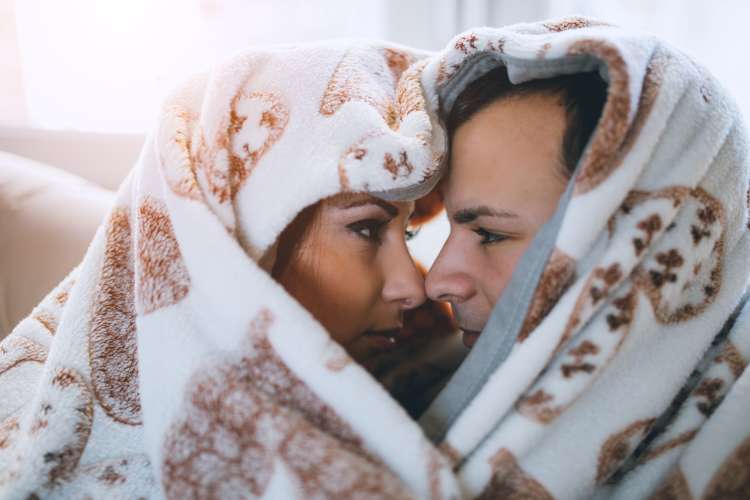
332, 251, 381, 309
317, 246, 377, 335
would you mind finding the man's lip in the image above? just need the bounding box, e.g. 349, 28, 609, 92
461, 329, 481, 348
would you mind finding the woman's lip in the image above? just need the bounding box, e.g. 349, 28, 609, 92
462, 330, 481, 348
362, 328, 403, 352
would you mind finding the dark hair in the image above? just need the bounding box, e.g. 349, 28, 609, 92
271, 201, 321, 281
446, 66, 608, 177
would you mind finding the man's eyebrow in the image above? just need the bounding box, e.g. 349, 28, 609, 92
341, 198, 398, 217
453, 205, 519, 224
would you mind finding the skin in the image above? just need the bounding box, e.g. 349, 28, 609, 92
274, 192, 426, 364
425, 93, 568, 348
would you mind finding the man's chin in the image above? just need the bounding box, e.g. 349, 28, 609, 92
461, 329, 482, 348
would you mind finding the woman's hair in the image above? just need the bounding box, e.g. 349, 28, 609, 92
446, 66, 608, 177
271, 202, 321, 281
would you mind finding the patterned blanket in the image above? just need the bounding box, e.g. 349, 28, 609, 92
1, 17, 749, 499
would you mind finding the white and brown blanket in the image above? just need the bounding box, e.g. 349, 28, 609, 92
0, 41, 458, 499
1, 17, 749, 499
418, 17, 750, 499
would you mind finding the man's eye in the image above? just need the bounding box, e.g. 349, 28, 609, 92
405, 226, 421, 241
473, 228, 508, 245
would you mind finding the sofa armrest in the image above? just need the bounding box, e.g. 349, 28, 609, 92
0, 151, 115, 338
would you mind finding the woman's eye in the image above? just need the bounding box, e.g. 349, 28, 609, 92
405, 226, 421, 241
348, 219, 385, 243
474, 227, 508, 245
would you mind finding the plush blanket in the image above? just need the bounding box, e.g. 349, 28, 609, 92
0, 40, 458, 499
417, 16, 750, 499
2, 17, 750, 500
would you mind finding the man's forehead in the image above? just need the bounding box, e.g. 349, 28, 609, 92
439, 173, 494, 208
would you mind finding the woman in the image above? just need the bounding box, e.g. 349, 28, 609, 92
272, 192, 435, 367
0, 41, 463, 498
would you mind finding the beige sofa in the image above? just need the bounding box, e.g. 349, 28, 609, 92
0, 128, 142, 338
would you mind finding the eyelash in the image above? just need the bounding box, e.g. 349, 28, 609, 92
474, 227, 508, 245
347, 220, 420, 244
348, 219, 387, 244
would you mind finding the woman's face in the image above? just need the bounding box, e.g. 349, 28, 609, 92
274, 193, 426, 363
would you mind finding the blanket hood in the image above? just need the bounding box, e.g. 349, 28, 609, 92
157, 40, 445, 261
417, 16, 750, 499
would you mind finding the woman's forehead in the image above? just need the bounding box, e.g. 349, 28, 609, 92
324, 192, 412, 215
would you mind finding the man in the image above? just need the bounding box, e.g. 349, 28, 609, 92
425, 66, 607, 347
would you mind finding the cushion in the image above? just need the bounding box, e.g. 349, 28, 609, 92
0, 151, 114, 338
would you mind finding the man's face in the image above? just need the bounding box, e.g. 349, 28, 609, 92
425, 93, 568, 348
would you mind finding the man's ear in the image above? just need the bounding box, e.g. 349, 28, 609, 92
258, 240, 279, 274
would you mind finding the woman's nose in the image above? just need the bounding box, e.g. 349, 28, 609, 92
381, 246, 426, 310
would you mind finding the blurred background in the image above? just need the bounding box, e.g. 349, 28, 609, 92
2, 0, 750, 334
3, 0, 750, 134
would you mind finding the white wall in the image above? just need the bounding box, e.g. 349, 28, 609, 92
3, 0, 749, 267
11, 0, 388, 133
0, 0, 26, 127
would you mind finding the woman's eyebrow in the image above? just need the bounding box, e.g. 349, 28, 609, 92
453, 205, 519, 224
341, 198, 398, 217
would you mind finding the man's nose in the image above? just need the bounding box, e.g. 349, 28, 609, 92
425, 237, 476, 303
